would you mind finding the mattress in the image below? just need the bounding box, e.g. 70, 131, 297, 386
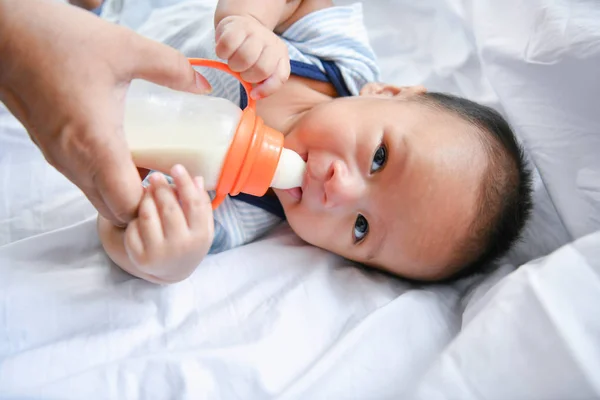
1, 0, 599, 398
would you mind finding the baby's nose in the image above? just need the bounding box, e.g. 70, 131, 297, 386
323, 160, 365, 208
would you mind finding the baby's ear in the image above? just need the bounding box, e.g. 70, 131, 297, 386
360, 82, 427, 98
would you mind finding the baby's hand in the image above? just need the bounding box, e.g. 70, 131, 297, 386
215, 15, 291, 99
123, 165, 214, 283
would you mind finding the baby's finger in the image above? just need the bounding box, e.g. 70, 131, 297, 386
149, 173, 187, 238
228, 36, 263, 73
240, 44, 280, 84
137, 190, 163, 249
250, 57, 290, 99
169, 165, 206, 228
215, 25, 247, 61
124, 219, 144, 259
188, 177, 214, 232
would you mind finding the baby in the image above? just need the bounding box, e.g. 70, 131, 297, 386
98, 0, 533, 284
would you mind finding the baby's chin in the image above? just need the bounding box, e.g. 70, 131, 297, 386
271, 189, 306, 230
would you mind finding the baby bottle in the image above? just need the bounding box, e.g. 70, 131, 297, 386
123, 58, 306, 209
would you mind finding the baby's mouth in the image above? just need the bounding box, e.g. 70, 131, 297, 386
283, 153, 307, 201
285, 186, 303, 201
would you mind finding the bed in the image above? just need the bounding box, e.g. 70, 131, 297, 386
1, 0, 599, 398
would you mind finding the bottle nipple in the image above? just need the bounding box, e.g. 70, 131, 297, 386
186, 58, 307, 208
270, 148, 306, 189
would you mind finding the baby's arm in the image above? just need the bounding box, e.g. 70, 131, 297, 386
214, 0, 332, 98
98, 165, 214, 284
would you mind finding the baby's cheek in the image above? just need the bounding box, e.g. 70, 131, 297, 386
287, 209, 313, 238
286, 209, 322, 241
282, 132, 302, 153
292, 211, 346, 253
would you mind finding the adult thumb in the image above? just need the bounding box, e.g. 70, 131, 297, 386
131, 35, 211, 94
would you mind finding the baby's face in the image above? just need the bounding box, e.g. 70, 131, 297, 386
273, 85, 488, 280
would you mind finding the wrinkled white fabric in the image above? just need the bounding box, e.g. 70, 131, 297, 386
1, 0, 599, 398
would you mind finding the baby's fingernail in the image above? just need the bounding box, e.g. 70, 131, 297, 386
194, 176, 204, 190
149, 173, 160, 183
195, 72, 212, 93
172, 164, 185, 177
149, 173, 167, 185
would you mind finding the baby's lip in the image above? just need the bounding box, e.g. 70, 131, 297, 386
299, 171, 325, 207
300, 154, 319, 206
284, 186, 303, 201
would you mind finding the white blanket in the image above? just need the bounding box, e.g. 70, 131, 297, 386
1, 0, 600, 398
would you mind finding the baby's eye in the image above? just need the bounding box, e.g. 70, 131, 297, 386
353, 214, 369, 243
370, 144, 387, 173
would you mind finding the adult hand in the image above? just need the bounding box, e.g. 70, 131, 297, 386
0, 0, 211, 226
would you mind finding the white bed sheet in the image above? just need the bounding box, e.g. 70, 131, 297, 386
1, 0, 600, 398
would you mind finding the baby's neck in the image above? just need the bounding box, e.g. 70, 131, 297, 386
255, 75, 337, 136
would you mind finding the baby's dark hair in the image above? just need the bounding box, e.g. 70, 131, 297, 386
415, 92, 533, 281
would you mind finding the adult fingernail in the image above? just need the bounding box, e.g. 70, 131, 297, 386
195, 72, 212, 93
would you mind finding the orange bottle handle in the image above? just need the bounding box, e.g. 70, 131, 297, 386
187, 58, 263, 209
188, 58, 256, 111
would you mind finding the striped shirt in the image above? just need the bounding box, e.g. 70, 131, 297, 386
132, 2, 380, 254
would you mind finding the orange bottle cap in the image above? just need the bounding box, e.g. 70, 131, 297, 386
187, 58, 284, 209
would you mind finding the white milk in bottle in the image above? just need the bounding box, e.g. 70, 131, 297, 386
124, 79, 242, 190
123, 78, 306, 204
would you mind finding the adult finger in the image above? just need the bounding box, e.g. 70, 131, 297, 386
91, 137, 145, 225
131, 34, 212, 94
20, 113, 139, 226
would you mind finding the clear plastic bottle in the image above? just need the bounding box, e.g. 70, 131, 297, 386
123, 59, 306, 209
